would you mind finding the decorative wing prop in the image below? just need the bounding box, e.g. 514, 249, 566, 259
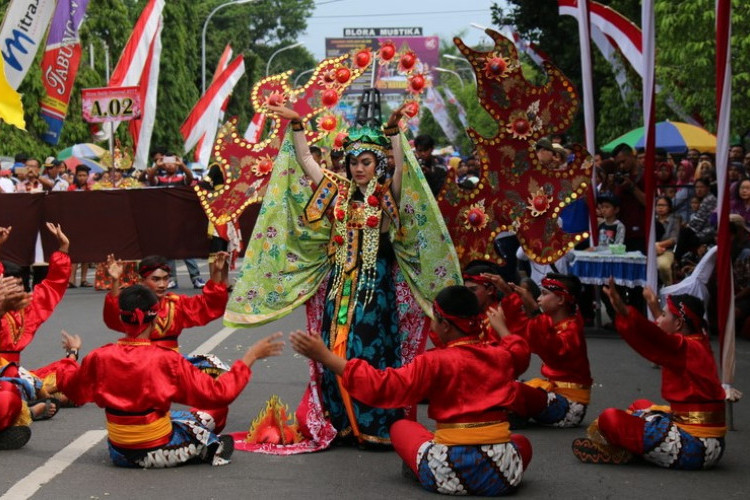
195, 53, 370, 225
438, 29, 593, 266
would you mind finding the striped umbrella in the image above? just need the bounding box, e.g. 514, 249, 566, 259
601, 121, 716, 154
57, 143, 107, 160
62, 157, 105, 173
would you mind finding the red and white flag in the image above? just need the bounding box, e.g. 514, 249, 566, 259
714, 0, 735, 391
128, 20, 162, 170
193, 44, 234, 163
181, 55, 245, 166
97, 0, 164, 141
243, 112, 267, 144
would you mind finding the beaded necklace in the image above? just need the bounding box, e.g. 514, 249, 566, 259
328, 176, 382, 306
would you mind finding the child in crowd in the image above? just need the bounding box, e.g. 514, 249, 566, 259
291, 286, 532, 496
572, 279, 726, 469
55, 285, 284, 468
596, 195, 626, 247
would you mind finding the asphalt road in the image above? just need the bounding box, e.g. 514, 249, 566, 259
2, 268, 749, 499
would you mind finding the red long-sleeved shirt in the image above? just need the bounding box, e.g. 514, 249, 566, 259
56, 338, 250, 413
103, 281, 228, 348
1, 251, 71, 366
342, 334, 529, 424
501, 293, 592, 387
614, 306, 724, 405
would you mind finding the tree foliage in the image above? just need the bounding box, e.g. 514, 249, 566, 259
491, 0, 750, 147
0, 0, 316, 158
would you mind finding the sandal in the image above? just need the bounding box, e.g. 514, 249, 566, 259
68, 282, 77, 288
30, 398, 60, 421
80, 281, 93, 288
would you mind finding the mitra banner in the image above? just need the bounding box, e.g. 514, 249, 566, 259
39, 0, 91, 144
0, 0, 57, 90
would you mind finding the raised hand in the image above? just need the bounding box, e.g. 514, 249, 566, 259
105, 254, 123, 280
481, 272, 512, 295
289, 329, 328, 361
487, 305, 511, 338
267, 104, 301, 122
241, 332, 284, 367
0, 226, 11, 246
602, 276, 628, 317
61, 330, 82, 351
386, 102, 410, 129
45, 222, 70, 253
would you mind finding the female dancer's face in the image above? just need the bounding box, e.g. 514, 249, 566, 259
349, 152, 377, 187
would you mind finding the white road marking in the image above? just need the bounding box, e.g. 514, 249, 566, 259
1, 325, 238, 499
0, 430, 108, 500
188, 326, 237, 356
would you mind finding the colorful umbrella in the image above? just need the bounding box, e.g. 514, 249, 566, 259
57, 143, 107, 160
62, 157, 105, 173
601, 121, 716, 154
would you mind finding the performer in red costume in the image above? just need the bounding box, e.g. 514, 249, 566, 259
56, 285, 284, 468
103, 252, 229, 350
492, 273, 592, 428
291, 286, 532, 496
462, 260, 503, 343
572, 278, 726, 469
0, 224, 71, 375
102, 253, 232, 429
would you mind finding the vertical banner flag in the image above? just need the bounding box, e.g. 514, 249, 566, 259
442, 86, 468, 128
128, 21, 163, 170
194, 44, 233, 163
0, 53, 25, 129
181, 55, 246, 166
0, 0, 56, 90
99, 0, 165, 141
642, 0, 657, 299
39, 0, 92, 144
423, 86, 460, 143
243, 112, 266, 143
714, 0, 735, 389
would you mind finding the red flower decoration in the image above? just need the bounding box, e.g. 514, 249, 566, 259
407, 73, 426, 94
264, 91, 286, 107
333, 131, 348, 150
367, 195, 379, 207
484, 54, 509, 78
321, 89, 339, 107
403, 100, 419, 118
251, 156, 274, 176
354, 49, 372, 69
333, 235, 344, 245
398, 51, 417, 73
335, 67, 351, 84
317, 114, 338, 132
379, 41, 396, 62
335, 209, 345, 221
366, 215, 380, 228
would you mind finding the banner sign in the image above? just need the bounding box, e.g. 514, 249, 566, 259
325, 36, 439, 96
39, 0, 91, 144
343, 27, 423, 37
82, 86, 141, 123
0, 0, 57, 89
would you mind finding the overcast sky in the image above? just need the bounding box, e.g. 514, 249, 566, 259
299, 0, 501, 59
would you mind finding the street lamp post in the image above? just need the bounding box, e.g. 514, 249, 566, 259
266, 42, 304, 76
442, 54, 476, 83
434, 67, 465, 89
293, 68, 315, 87
202, 0, 254, 94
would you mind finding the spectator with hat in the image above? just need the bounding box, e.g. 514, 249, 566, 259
535, 138, 556, 169
40, 157, 69, 192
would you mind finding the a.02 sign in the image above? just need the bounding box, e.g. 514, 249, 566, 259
82, 86, 142, 123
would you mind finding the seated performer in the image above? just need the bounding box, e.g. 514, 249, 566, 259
56, 285, 284, 468
103, 253, 232, 429
291, 286, 532, 496
494, 273, 592, 428
0, 224, 72, 418
462, 260, 503, 342
572, 278, 726, 469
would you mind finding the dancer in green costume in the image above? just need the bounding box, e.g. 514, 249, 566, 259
225, 99, 461, 452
